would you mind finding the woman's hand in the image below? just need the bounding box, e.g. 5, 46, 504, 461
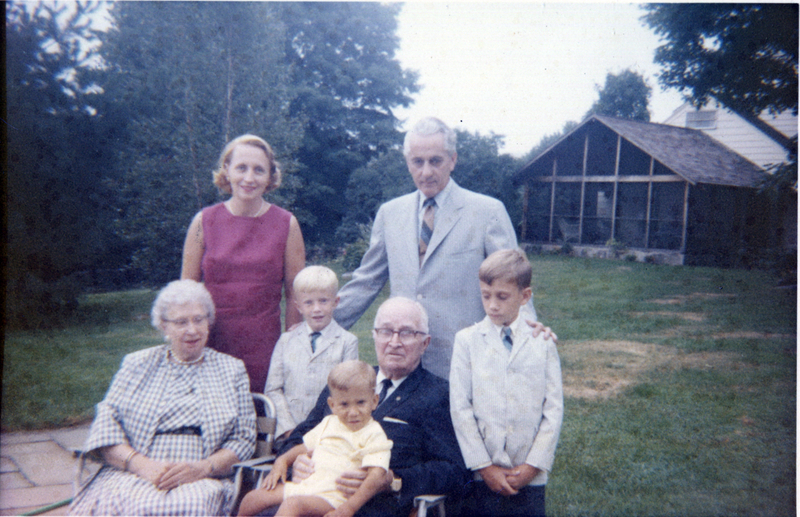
153, 460, 212, 490
128, 454, 172, 486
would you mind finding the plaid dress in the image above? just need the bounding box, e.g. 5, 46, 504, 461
70, 346, 256, 516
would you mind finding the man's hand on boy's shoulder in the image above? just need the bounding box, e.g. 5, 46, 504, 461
527, 320, 558, 343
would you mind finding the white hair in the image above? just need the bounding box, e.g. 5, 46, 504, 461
403, 117, 457, 157
151, 279, 215, 330
374, 296, 429, 334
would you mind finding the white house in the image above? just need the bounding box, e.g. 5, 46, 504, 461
662, 101, 797, 170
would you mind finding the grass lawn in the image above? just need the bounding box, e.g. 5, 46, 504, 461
2, 255, 795, 515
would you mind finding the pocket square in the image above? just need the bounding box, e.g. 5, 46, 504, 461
382, 416, 408, 425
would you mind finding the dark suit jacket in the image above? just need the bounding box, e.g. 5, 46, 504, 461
279, 364, 469, 516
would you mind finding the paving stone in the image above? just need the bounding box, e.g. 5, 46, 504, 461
0, 483, 72, 513
0, 431, 52, 446
49, 426, 91, 452
0, 472, 33, 490
4, 442, 76, 485
0, 457, 18, 474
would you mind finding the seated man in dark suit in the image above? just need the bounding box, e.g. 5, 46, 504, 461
275, 297, 469, 517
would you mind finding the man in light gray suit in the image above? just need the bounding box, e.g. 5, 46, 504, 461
335, 117, 543, 378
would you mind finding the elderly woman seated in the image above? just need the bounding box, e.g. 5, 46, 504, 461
70, 279, 256, 516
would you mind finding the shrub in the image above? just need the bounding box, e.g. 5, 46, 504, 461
341, 221, 372, 272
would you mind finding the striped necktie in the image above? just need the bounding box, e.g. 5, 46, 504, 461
419, 198, 436, 263
502, 326, 513, 352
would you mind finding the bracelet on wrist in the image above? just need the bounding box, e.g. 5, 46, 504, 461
123, 449, 139, 471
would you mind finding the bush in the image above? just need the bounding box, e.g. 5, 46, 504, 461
341, 221, 372, 272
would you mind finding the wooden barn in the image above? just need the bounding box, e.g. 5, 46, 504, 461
514, 114, 779, 267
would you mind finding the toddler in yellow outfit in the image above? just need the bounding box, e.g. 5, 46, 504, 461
238, 360, 392, 517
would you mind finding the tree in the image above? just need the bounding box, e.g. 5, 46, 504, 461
6, 1, 122, 328
336, 130, 523, 244
274, 2, 419, 246
101, 2, 304, 283
643, 4, 797, 191
585, 69, 651, 121
642, 4, 797, 118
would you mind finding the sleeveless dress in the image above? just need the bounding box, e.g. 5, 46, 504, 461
201, 202, 291, 391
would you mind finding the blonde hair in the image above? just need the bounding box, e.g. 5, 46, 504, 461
293, 265, 339, 294
479, 248, 532, 290
328, 360, 377, 392
212, 134, 282, 195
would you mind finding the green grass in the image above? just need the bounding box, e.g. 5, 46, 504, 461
2, 256, 795, 515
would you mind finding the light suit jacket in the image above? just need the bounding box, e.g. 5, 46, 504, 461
449, 316, 563, 485
335, 180, 535, 378
265, 320, 358, 436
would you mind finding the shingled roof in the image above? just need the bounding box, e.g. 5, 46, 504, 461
517, 115, 766, 188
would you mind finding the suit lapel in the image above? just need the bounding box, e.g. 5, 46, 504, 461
422, 181, 464, 266
508, 326, 531, 363
403, 193, 423, 267
373, 365, 424, 420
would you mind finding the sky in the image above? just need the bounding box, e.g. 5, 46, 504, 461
393, 2, 687, 157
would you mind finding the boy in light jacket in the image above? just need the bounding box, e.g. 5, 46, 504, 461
450, 248, 563, 517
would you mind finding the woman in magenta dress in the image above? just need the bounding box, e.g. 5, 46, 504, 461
182, 134, 305, 392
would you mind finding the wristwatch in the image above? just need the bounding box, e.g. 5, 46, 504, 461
391, 476, 402, 493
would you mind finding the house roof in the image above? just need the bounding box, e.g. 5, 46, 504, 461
516, 115, 766, 188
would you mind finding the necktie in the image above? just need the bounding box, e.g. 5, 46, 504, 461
502, 326, 513, 352
419, 198, 436, 263
310, 332, 321, 353
378, 378, 393, 405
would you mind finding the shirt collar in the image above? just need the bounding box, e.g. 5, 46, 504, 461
376, 369, 408, 392
303, 320, 334, 338
417, 178, 453, 213
490, 312, 523, 339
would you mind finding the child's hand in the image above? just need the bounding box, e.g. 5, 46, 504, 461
260, 460, 287, 490
479, 465, 518, 496
506, 464, 539, 490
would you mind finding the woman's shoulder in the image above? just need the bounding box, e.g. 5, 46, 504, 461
203, 348, 248, 373
265, 203, 293, 222
119, 345, 167, 372
200, 202, 226, 218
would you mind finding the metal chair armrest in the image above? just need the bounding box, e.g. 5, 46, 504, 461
414, 494, 446, 517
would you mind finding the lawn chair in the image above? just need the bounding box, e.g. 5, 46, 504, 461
413, 494, 447, 517
73, 393, 276, 516
558, 217, 581, 244
230, 392, 278, 515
